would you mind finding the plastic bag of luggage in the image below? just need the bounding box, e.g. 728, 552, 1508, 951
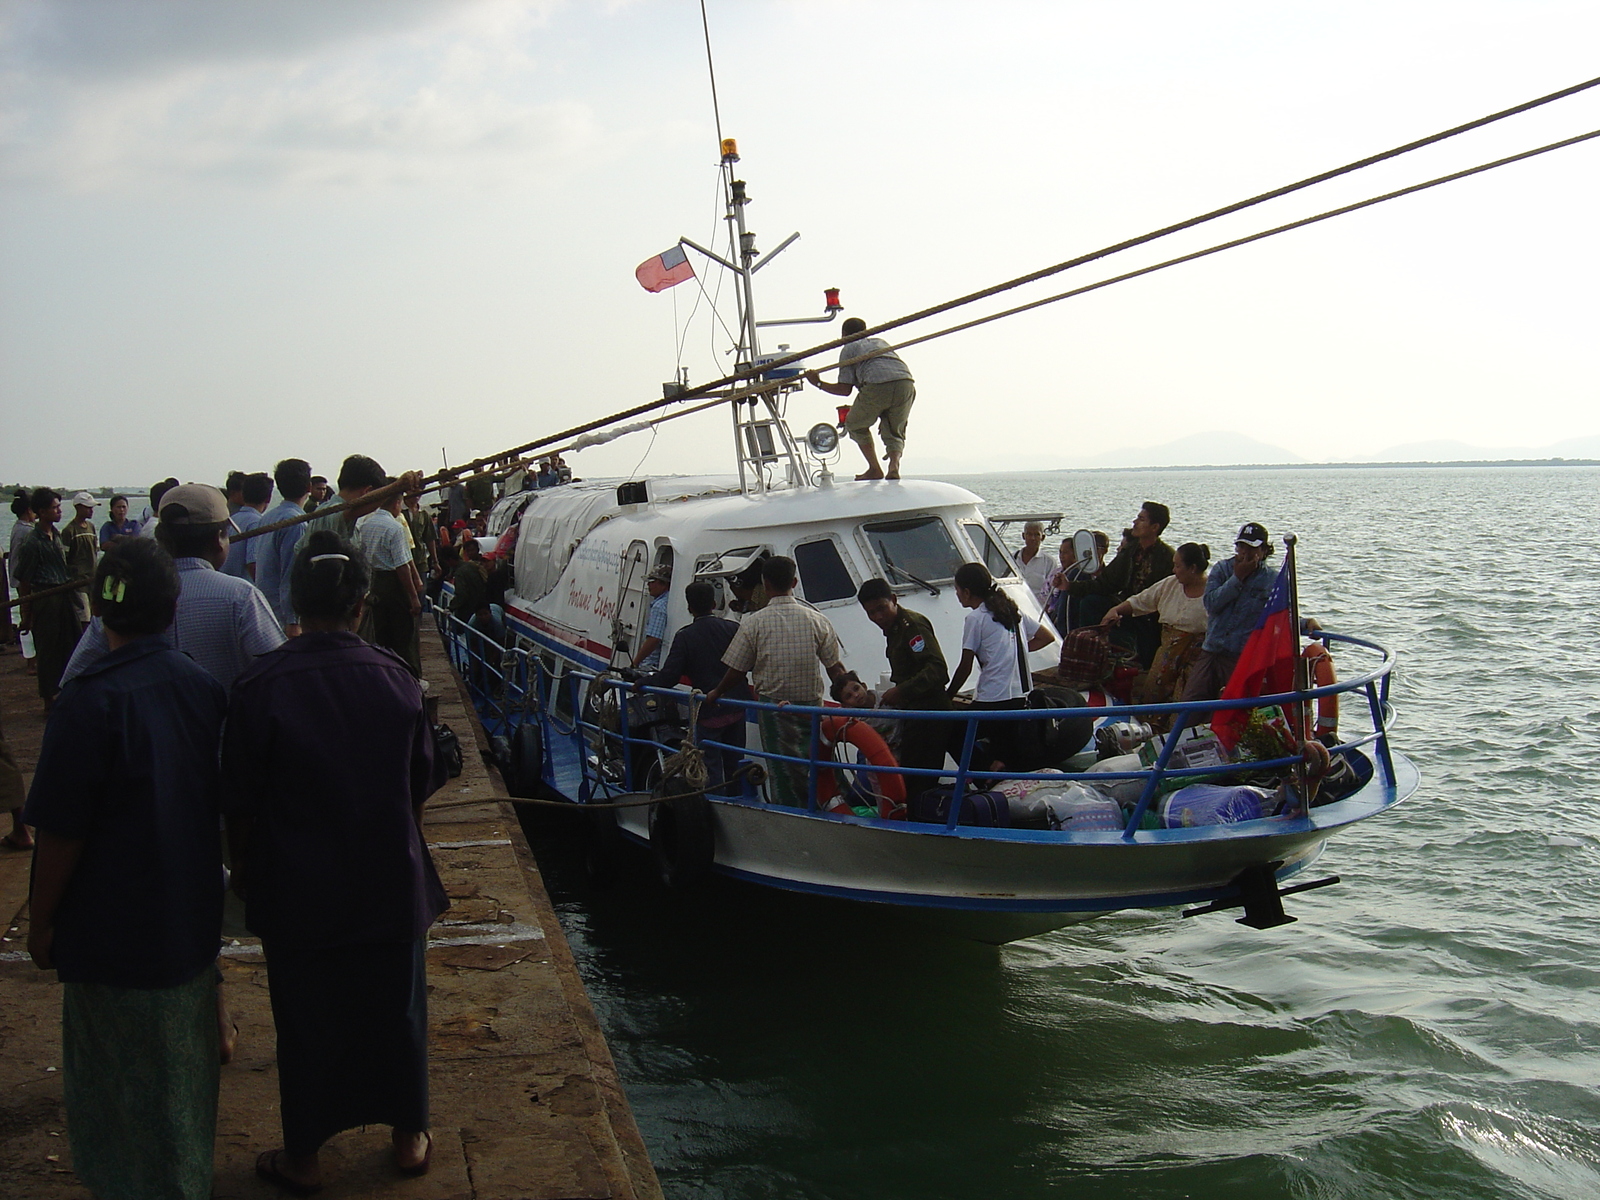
910, 787, 1011, 827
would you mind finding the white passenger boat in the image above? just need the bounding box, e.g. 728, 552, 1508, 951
437, 141, 1419, 944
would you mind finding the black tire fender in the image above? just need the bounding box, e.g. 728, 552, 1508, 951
508, 721, 544, 798
649, 775, 716, 889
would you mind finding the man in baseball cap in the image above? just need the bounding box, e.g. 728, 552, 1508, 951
63, 484, 284, 697
1179, 520, 1280, 704
63, 493, 101, 628
630, 565, 673, 671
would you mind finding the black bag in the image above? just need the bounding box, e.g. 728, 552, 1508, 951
1006, 686, 1095, 771
910, 786, 1010, 828
433, 722, 465, 778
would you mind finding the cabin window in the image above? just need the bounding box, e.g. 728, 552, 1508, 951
793, 537, 856, 604
861, 516, 964, 586
963, 522, 1017, 580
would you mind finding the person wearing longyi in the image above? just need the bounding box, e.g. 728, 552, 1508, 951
25, 538, 229, 1200
804, 317, 917, 480
706, 556, 848, 805
223, 530, 448, 1193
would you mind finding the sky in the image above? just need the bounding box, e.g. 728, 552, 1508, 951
2, 0, 1598, 488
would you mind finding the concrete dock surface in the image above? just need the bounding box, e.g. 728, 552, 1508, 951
0, 623, 662, 1200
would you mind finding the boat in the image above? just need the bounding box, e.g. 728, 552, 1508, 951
435, 139, 1419, 944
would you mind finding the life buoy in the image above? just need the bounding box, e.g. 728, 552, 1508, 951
1303, 642, 1338, 739
814, 714, 908, 820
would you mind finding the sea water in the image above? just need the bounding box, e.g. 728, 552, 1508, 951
528, 466, 1600, 1200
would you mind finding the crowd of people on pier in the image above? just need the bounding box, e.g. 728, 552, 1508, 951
0, 450, 548, 1199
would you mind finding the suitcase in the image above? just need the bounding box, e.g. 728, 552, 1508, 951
909, 786, 1011, 827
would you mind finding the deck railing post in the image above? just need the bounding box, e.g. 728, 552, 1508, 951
1366, 681, 1396, 786
945, 712, 981, 830
1123, 710, 1190, 837
806, 711, 821, 812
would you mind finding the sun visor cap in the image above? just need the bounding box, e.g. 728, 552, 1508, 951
159, 484, 232, 526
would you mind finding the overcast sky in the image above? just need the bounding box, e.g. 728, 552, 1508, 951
3, 0, 1597, 487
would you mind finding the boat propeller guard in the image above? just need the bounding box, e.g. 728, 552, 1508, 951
1182, 862, 1342, 929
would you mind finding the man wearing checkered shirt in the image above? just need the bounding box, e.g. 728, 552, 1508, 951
706, 556, 847, 805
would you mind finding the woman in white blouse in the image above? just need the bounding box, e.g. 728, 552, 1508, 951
947, 562, 1057, 769
1101, 542, 1210, 715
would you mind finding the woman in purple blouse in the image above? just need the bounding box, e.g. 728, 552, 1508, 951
223, 530, 448, 1194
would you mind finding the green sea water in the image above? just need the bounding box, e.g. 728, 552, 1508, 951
525, 466, 1600, 1200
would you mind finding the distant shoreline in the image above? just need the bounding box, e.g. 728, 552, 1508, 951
1028, 458, 1600, 474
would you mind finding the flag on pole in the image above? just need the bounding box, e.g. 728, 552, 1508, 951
1210, 565, 1296, 753
635, 244, 694, 292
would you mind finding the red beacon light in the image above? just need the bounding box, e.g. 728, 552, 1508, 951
824, 287, 842, 312
836, 406, 852, 428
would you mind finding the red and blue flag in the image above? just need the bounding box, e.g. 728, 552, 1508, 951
1211, 567, 1296, 752
635, 244, 694, 293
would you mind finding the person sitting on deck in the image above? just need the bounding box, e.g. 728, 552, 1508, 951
706, 556, 848, 805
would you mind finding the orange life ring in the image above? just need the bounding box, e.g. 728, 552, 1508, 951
814, 714, 908, 819
1304, 642, 1338, 737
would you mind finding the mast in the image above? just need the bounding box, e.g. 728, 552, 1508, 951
716, 138, 810, 495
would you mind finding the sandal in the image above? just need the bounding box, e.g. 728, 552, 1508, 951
397, 1131, 433, 1178
255, 1149, 322, 1197
1, 832, 33, 851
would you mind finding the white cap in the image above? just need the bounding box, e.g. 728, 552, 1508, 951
71, 491, 98, 509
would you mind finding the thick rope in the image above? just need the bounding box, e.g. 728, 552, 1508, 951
426, 75, 1600, 484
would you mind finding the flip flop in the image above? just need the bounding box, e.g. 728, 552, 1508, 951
255, 1149, 322, 1197
397, 1131, 433, 1178
1, 832, 33, 851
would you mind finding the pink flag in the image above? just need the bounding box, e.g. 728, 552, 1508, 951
635, 244, 694, 292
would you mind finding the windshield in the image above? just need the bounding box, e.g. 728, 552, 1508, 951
862, 516, 965, 585
963, 522, 1017, 580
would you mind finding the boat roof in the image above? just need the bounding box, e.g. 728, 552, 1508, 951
621, 475, 988, 531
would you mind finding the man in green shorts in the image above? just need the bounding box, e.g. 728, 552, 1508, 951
805, 317, 916, 480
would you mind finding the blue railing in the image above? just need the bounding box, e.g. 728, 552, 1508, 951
435, 613, 1400, 838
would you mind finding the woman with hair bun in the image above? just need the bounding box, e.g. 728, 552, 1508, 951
222, 530, 448, 1192
1102, 542, 1211, 717
946, 562, 1056, 769
24, 538, 229, 1200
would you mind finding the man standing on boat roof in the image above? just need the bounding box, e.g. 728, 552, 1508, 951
630, 566, 671, 671
804, 317, 916, 481
856, 578, 950, 779
706, 556, 848, 805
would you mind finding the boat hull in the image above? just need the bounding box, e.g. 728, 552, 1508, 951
610, 748, 1417, 942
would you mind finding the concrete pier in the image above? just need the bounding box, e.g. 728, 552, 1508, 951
0, 627, 661, 1199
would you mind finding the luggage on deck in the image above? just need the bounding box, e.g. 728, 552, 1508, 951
910, 787, 1010, 827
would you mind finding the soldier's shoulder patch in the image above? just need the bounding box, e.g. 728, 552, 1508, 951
909, 634, 926, 653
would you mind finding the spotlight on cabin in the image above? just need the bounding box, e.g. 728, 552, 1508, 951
806, 423, 840, 456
